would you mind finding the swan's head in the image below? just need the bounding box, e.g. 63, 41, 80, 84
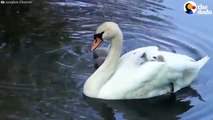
91, 22, 122, 51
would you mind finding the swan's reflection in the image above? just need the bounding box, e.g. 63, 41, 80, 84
84, 87, 202, 120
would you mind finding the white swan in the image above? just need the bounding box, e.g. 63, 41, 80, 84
83, 22, 209, 100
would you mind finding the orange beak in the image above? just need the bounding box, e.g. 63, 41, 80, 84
91, 38, 103, 52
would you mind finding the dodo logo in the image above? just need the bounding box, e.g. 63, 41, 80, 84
184, 1, 197, 14
184, 1, 212, 15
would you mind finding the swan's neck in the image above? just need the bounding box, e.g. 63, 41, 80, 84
83, 32, 123, 98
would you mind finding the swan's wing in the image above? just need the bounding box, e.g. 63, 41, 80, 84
98, 60, 169, 99
97, 47, 202, 100
97, 46, 173, 99
152, 51, 195, 62
118, 46, 159, 66
146, 51, 205, 92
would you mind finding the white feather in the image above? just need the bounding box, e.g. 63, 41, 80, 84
83, 22, 209, 100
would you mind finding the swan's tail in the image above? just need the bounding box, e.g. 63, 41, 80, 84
196, 56, 210, 69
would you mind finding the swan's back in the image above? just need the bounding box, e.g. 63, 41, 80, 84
97, 47, 209, 100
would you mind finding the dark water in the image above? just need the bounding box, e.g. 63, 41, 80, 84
0, 0, 212, 120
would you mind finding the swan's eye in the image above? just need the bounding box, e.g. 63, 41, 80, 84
94, 39, 98, 43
